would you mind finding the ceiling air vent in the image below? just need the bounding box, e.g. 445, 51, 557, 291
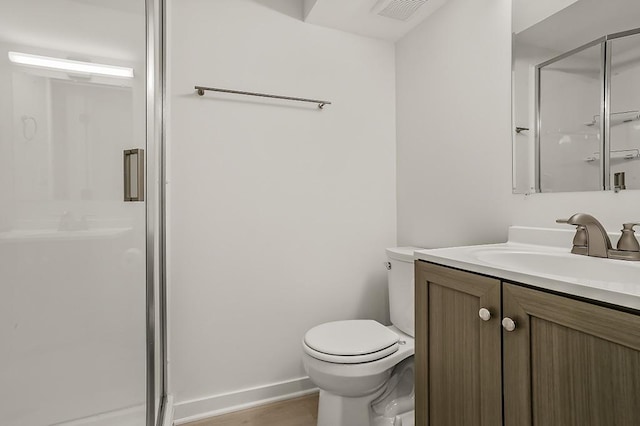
372, 0, 428, 21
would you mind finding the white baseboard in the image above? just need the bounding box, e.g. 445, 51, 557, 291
173, 377, 317, 425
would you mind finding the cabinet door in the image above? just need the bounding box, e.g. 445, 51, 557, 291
503, 283, 640, 426
415, 262, 502, 426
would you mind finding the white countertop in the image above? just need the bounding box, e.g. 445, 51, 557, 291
414, 226, 640, 311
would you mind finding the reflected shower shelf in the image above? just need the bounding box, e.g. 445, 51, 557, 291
585, 110, 640, 127
584, 149, 640, 162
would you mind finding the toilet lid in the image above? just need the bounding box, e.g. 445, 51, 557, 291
304, 320, 399, 357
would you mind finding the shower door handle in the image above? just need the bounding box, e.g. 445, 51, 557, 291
124, 148, 145, 202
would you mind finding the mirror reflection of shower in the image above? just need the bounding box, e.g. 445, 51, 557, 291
11, 56, 135, 201
512, 0, 640, 193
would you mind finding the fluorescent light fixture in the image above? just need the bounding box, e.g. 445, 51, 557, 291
8, 51, 134, 78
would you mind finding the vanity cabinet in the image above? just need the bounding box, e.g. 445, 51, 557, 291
415, 262, 502, 426
502, 283, 640, 426
415, 261, 640, 426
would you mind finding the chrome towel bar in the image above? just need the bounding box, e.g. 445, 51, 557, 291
195, 85, 331, 109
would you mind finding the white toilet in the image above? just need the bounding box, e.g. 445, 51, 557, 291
302, 247, 419, 426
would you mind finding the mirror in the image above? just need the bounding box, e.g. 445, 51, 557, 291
512, 0, 640, 193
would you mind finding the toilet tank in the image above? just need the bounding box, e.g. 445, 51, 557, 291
386, 247, 421, 337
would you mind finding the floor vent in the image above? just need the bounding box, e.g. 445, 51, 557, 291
373, 0, 428, 21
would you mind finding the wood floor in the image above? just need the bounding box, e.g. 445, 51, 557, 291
184, 393, 319, 426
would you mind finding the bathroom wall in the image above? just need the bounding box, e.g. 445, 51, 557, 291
396, 0, 640, 249
166, 0, 397, 420
396, 0, 513, 248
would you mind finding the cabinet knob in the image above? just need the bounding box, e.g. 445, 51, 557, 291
502, 317, 516, 332
478, 308, 491, 321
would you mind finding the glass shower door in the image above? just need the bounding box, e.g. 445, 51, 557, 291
608, 31, 640, 190
537, 43, 603, 192
0, 0, 150, 425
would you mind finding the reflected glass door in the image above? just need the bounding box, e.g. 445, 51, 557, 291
0, 0, 148, 425
538, 43, 603, 192
608, 32, 640, 190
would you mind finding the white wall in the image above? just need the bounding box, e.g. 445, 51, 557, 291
167, 0, 397, 418
396, 0, 514, 248
512, 0, 579, 34
396, 0, 640, 249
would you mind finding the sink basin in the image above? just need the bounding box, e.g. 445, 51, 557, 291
414, 226, 640, 310
473, 249, 640, 286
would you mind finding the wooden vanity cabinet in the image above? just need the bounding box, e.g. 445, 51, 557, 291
503, 283, 640, 426
415, 262, 502, 426
416, 260, 640, 426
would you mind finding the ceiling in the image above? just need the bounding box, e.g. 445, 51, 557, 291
516, 0, 640, 57
303, 0, 450, 42
515, 0, 640, 78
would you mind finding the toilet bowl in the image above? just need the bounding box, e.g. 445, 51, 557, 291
303, 323, 414, 426
302, 247, 420, 426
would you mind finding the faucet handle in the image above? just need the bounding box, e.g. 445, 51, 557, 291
617, 223, 640, 252
556, 218, 588, 251
573, 225, 588, 247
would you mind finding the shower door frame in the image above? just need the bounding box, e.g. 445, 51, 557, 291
145, 0, 167, 425
534, 26, 640, 193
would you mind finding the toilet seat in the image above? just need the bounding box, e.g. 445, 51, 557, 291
303, 320, 399, 364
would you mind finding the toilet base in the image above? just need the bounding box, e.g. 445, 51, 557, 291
305, 327, 415, 426
317, 387, 386, 426
372, 410, 415, 426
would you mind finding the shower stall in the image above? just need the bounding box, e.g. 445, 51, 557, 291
0, 0, 166, 425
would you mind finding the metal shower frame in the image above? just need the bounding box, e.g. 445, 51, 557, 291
145, 0, 168, 424
534, 26, 640, 192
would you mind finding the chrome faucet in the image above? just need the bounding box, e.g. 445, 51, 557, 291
557, 213, 640, 261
